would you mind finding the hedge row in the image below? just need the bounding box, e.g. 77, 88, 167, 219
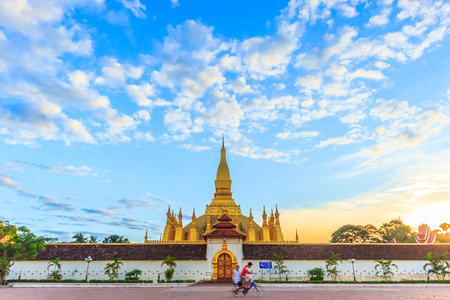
255, 280, 450, 284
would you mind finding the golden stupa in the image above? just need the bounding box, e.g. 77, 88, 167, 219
146, 138, 284, 243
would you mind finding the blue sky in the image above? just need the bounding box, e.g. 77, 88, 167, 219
1, 0, 450, 242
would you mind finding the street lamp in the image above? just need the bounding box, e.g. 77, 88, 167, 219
85, 256, 93, 282
348, 259, 356, 282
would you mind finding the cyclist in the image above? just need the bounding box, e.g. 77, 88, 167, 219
241, 262, 253, 294
232, 265, 243, 293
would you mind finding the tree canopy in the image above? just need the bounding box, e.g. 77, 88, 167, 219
437, 223, 450, 243
72, 233, 88, 243
0, 221, 51, 285
379, 219, 415, 243
330, 219, 417, 243
103, 234, 130, 243
330, 224, 381, 243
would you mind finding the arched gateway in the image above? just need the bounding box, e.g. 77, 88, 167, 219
217, 253, 233, 281
204, 214, 246, 281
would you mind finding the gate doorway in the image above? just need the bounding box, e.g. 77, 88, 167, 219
216, 253, 232, 281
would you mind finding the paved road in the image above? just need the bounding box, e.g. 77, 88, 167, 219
1, 284, 450, 299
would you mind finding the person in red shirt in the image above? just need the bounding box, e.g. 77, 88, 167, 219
241, 262, 253, 291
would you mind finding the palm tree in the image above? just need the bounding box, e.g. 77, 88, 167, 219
89, 235, 98, 243
161, 256, 177, 281
47, 257, 62, 281
423, 252, 450, 280
72, 233, 88, 243
272, 253, 288, 280
104, 257, 123, 280
325, 252, 342, 281
374, 258, 398, 281
47, 257, 62, 271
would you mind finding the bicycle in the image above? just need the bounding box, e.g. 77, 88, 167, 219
231, 279, 264, 297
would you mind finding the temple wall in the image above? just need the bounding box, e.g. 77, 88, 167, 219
7, 259, 438, 281
247, 260, 431, 281
7, 243, 450, 282
8, 260, 209, 282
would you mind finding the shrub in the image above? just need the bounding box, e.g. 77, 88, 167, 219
374, 258, 398, 281
47, 270, 62, 281
307, 267, 325, 281
125, 269, 142, 281
423, 252, 450, 280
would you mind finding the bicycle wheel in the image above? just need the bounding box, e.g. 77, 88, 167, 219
252, 284, 264, 297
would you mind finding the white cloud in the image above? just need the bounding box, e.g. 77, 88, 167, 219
323, 82, 348, 97
370, 99, 417, 122
338, 4, 358, 18
296, 26, 358, 70
296, 74, 322, 90
95, 57, 143, 87
374, 61, 390, 69
368, 8, 391, 27
134, 131, 155, 142
164, 109, 192, 140
133, 109, 151, 122
276, 130, 319, 140
240, 20, 302, 78
117, 0, 146, 18
63, 119, 95, 144
179, 144, 212, 152
228, 77, 254, 94
316, 136, 355, 148
127, 83, 155, 107
347, 69, 385, 81
198, 100, 244, 129
151, 20, 228, 100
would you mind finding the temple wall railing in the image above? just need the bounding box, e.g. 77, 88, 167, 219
145, 240, 206, 244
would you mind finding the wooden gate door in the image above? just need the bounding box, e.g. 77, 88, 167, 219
217, 253, 232, 281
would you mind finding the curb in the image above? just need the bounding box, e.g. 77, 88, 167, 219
9, 283, 194, 288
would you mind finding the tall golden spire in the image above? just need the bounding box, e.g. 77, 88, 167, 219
216, 136, 230, 180
205, 137, 241, 216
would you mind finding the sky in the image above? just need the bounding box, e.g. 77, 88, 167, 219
0, 0, 450, 243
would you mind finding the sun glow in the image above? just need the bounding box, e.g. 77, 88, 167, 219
404, 201, 450, 231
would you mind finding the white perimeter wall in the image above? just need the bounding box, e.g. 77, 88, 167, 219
8, 259, 434, 281
8, 260, 208, 282
248, 260, 431, 281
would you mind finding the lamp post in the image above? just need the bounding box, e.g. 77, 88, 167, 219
349, 259, 356, 282
85, 256, 93, 282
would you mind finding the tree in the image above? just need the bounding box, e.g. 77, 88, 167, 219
0, 222, 50, 285
379, 219, 415, 243
272, 253, 289, 281
436, 223, 450, 243
104, 257, 123, 280
374, 259, 398, 281
423, 252, 450, 280
47, 257, 62, 281
89, 236, 98, 243
103, 235, 130, 243
161, 256, 177, 281
330, 224, 381, 243
325, 252, 342, 281
72, 233, 88, 243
